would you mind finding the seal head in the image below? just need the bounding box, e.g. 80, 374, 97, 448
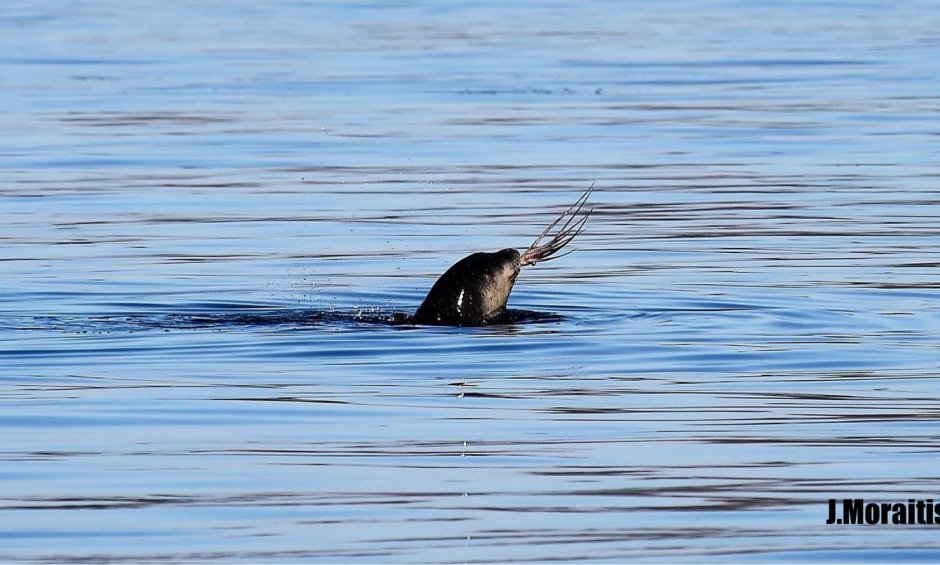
412, 185, 593, 327
413, 248, 521, 326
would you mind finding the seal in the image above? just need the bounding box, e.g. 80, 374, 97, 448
412, 186, 593, 326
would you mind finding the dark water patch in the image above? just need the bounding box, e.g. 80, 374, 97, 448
59, 111, 238, 127
0, 56, 154, 66
568, 58, 877, 69
16, 307, 566, 334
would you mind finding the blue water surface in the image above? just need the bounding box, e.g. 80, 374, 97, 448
2, 0, 940, 562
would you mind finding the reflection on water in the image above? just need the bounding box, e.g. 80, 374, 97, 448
17, 307, 565, 334
2, 0, 940, 562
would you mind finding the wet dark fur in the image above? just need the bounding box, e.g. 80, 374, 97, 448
412, 248, 521, 326
412, 187, 592, 327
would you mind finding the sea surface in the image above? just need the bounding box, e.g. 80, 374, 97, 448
2, 0, 940, 562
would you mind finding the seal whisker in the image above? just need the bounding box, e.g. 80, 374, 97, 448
527, 214, 588, 262
525, 183, 593, 253
520, 184, 593, 266
413, 184, 594, 326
